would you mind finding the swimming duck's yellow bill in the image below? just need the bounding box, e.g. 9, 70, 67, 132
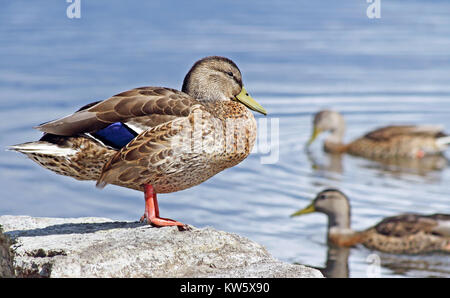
290, 203, 315, 217
235, 87, 267, 115
306, 126, 322, 147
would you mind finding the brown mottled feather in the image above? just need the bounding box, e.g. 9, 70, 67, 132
374, 213, 444, 237
24, 135, 116, 181
364, 125, 445, 141
35, 87, 197, 136
126, 114, 177, 129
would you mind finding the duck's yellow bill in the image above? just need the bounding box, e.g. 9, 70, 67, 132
290, 203, 315, 217
306, 126, 321, 147
235, 87, 267, 115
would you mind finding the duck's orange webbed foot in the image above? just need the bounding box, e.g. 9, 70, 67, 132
140, 184, 191, 231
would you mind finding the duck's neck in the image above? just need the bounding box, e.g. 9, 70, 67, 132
326, 210, 362, 247
327, 209, 351, 231
324, 123, 347, 153
324, 141, 348, 154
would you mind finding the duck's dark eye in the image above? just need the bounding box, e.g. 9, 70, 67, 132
226, 71, 233, 77
319, 195, 326, 200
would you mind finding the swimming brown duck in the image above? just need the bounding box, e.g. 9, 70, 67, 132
9, 56, 267, 229
291, 189, 450, 254
307, 110, 450, 159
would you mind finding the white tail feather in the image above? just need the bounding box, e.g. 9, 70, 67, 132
8, 142, 78, 156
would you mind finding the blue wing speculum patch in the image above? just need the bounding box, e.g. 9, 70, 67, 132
92, 122, 138, 149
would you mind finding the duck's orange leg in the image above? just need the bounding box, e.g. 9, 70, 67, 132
140, 184, 188, 230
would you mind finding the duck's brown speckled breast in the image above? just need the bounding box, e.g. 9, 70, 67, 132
145, 101, 257, 193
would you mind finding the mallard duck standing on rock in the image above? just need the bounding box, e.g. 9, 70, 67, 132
306, 110, 450, 159
9, 56, 267, 230
291, 189, 450, 254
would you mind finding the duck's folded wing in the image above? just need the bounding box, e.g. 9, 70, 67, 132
95, 116, 201, 189
374, 213, 446, 237
35, 87, 197, 136
364, 125, 445, 141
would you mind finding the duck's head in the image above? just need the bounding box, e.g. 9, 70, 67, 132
307, 110, 345, 146
182, 56, 267, 115
291, 188, 351, 229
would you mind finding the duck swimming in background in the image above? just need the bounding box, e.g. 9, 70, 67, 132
9, 56, 267, 229
306, 110, 450, 159
291, 189, 450, 254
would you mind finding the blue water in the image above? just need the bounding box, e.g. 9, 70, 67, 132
1, 0, 449, 277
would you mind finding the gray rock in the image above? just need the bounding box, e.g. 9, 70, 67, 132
0, 215, 322, 278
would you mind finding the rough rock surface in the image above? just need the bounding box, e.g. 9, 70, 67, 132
0, 215, 322, 278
